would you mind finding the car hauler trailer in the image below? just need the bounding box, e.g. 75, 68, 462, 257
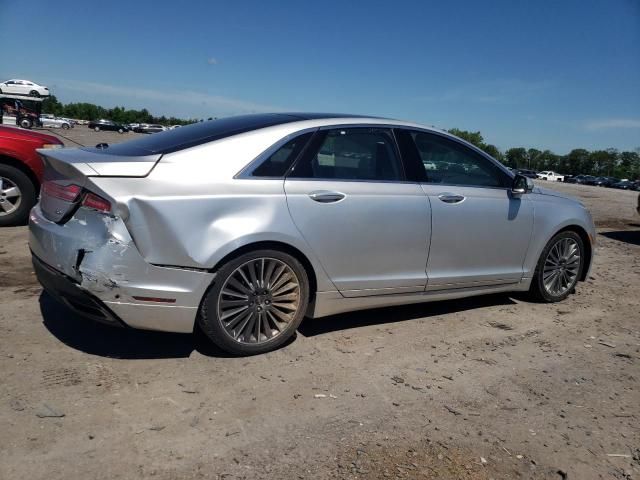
0, 94, 44, 129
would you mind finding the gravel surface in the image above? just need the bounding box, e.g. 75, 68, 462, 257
34, 125, 146, 148
1, 169, 639, 479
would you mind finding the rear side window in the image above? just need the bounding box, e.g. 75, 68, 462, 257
252, 132, 313, 177
289, 128, 403, 181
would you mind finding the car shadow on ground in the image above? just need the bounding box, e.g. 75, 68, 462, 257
39, 292, 232, 360
599, 228, 640, 246
41, 291, 518, 359
298, 293, 516, 337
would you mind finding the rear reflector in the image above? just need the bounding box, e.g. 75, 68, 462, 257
81, 193, 111, 213
42, 182, 81, 202
132, 296, 176, 303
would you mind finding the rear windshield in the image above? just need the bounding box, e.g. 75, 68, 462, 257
82, 113, 304, 156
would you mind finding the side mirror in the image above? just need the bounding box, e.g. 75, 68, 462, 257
512, 174, 534, 195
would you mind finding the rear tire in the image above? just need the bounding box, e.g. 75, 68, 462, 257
118, 128, 124, 134
198, 249, 310, 355
0, 164, 36, 227
529, 231, 584, 302
19, 118, 33, 129
94, 126, 100, 132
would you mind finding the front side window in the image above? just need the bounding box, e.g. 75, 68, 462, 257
289, 128, 403, 181
409, 131, 510, 188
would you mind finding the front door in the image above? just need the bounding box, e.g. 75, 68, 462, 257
285, 127, 431, 297
397, 129, 534, 290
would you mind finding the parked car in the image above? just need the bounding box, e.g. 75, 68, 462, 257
88, 119, 129, 133
135, 124, 167, 134
0, 79, 50, 97
515, 168, 538, 178
564, 175, 595, 184
588, 176, 619, 187
58, 117, 76, 126
536, 171, 565, 182
0, 126, 63, 225
611, 180, 637, 190
29, 113, 595, 355
40, 114, 71, 130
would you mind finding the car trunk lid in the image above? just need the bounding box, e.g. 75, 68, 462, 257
37, 147, 160, 223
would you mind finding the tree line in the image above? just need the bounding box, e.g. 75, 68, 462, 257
41, 95, 198, 126
448, 128, 640, 180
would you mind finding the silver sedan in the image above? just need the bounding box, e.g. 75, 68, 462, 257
29, 114, 595, 355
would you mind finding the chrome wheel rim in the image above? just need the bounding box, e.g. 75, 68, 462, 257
0, 176, 22, 217
217, 258, 301, 344
543, 237, 581, 297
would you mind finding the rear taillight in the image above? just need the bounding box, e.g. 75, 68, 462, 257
81, 193, 111, 213
42, 182, 81, 202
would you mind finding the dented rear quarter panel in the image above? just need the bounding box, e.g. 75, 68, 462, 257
29, 205, 214, 332
89, 126, 337, 292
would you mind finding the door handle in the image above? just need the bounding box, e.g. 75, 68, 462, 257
308, 191, 346, 203
437, 193, 465, 204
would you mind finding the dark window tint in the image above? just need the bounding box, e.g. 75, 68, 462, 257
252, 132, 313, 177
82, 114, 303, 156
290, 128, 403, 181
410, 131, 509, 188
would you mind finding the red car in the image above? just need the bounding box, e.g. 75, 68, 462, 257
0, 126, 64, 226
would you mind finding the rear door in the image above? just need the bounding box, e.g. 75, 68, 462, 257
284, 127, 431, 297
395, 129, 533, 290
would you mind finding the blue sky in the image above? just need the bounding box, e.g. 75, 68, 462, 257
1, 0, 639, 153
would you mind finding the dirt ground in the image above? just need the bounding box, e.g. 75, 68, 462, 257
1, 139, 639, 479
33, 125, 146, 148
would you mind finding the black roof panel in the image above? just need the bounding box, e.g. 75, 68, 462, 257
82, 113, 302, 156
82, 112, 385, 156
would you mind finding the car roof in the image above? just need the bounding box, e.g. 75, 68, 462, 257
83, 112, 450, 157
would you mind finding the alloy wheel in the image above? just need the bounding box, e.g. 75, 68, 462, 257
0, 176, 22, 217
542, 237, 581, 297
217, 257, 301, 344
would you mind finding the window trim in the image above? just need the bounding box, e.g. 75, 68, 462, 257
235, 123, 514, 187
395, 127, 514, 190
286, 125, 408, 183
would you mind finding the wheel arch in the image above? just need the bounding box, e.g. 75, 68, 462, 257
554, 224, 592, 281
210, 240, 318, 300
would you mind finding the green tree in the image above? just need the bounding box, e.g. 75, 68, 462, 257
41, 95, 64, 115
566, 149, 590, 175
447, 128, 484, 148
505, 148, 528, 169
447, 128, 504, 162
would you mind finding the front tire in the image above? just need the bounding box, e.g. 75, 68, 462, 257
30, 90, 40, 97
19, 118, 33, 129
118, 128, 124, 134
529, 231, 584, 302
94, 126, 100, 132
0, 164, 37, 226
199, 249, 310, 355
62, 123, 70, 130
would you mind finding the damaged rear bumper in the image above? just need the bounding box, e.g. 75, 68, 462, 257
29, 205, 215, 333
32, 253, 126, 327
